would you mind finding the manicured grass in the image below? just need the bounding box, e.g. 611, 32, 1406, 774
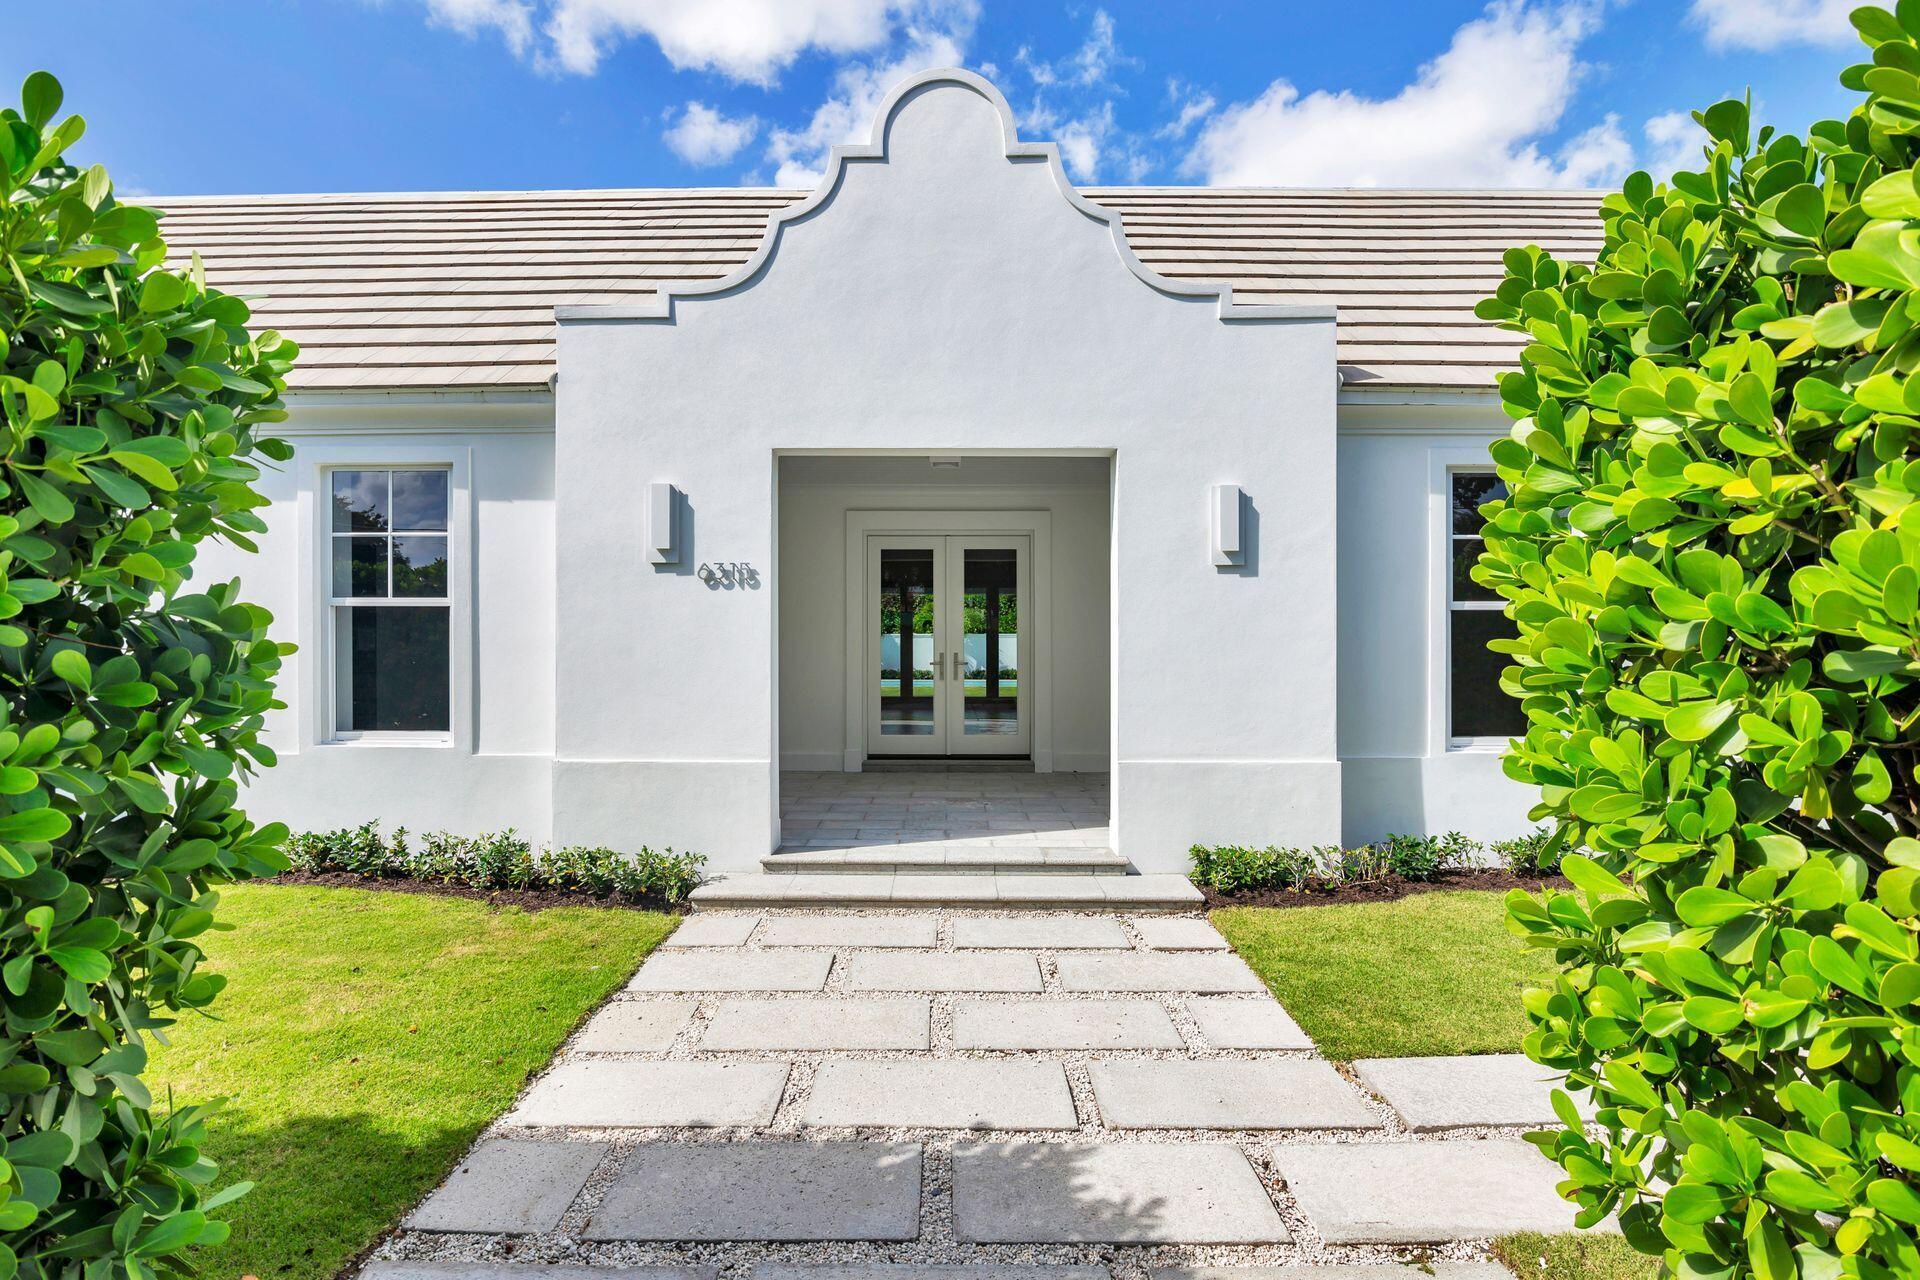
1211, 889, 1553, 1059
1494, 1231, 1659, 1280
150, 884, 677, 1280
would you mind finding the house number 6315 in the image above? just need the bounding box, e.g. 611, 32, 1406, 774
697, 562, 760, 588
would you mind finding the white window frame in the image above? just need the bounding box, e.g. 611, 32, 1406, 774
296, 443, 473, 750
1427, 448, 1516, 755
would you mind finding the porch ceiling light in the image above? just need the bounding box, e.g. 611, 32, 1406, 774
649, 482, 680, 565
930, 456, 962, 470
1211, 484, 1244, 567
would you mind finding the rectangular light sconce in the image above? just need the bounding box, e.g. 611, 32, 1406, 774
649, 482, 680, 565
1211, 484, 1243, 567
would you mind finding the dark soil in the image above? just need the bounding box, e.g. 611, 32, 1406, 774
1198, 867, 1569, 910
267, 869, 695, 914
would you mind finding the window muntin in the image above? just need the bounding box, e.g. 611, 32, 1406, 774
1448, 471, 1525, 744
327, 469, 452, 736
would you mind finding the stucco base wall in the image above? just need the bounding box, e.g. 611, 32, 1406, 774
241, 750, 553, 842
553, 760, 776, 870
1339, 753, 1538, 848
1115, 760, 1342, 872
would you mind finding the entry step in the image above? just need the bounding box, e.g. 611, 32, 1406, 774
763, 845, 1129, 876
690, 872, 1202, 911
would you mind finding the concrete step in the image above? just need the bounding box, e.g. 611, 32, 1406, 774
762, 846, 1130, 876
689, 872, 1202, 912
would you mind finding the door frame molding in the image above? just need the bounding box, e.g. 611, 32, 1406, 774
843, 509, 1053, 772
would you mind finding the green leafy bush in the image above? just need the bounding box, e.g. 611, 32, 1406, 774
1189, 830, 1526, 892
0, 73, 294, 1279
285, 823, 706, 902
1478, 8, 1920, 1276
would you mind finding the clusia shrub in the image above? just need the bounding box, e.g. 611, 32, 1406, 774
1481, 5, 1920, 1277
0, 72, 294, 1278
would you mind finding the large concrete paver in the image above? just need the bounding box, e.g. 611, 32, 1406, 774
404, 1138, 607, 1233
1353, 1053, 1589, 1131
803, 1060, 1077, 1129
1273, 1139, 1589, 1243
1089, 1060, 1379, 1130
951, 916, 1129, 949
844, 952, 1041, 992
703, 998, 930, 1051
573, 1001, 698, 1052
758, 915, 938, 948
756, 1268, 1108, 1280
507, 1060, 787, 1128
1184, 998, 1314, 1050
1129, 917, 1228, 950
662, 915, 760, 948
365, 1267, 718, 1280
585, 1142, 922, 1241
951, 1141, 1288, 1243
628, 951, 833, 993
952, 1000, 1184, 1050
1055, 952, 1265, 993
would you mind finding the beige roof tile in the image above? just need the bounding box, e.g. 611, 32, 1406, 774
152, 186, 1602, 392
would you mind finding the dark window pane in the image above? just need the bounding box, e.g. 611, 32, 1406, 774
878, 549, 935, 735
1451, 610, 1525, 740
332, 470, 389, 532
336, 606, 449, 733
1452, 537, 1499, 602
332, 537, 388, 597
391, 470, 449, 531
392, 536, 448, 598
1451, 473, 1507, 535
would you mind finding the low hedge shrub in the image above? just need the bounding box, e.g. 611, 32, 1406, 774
284, 822, 705, 902
1190, 828, 1555, 892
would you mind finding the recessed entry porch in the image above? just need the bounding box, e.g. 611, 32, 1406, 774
774, 455, 1114, 872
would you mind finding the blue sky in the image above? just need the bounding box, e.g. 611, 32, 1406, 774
1, 0, 1868, 195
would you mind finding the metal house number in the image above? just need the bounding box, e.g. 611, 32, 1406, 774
697, 561, 760, 589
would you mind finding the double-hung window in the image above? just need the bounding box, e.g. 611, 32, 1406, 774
328, 468, 452, 736
1447, 471, 1525, 745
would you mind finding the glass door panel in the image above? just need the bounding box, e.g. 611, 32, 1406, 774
960, 548, 1019, 739
942, 536, 1030, 757
870, 541, 944, 754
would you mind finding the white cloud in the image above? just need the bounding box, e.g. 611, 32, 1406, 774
414, 0, 909, 82
763, 14, 971, 186
1185, 0, 1624, 188
1016, 8, 1124, 88
1687, 0, 1856, 51
1643, 110, 1706, 177
420, 0, 534, 53
663, 102, 760, 165
1157, 79, 1216, 141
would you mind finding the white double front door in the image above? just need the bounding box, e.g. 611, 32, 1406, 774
867, 534, 1030, 758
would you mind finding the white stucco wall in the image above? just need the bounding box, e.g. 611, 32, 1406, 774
200, 397, 559, 842
1334, 397, 1539, 844
551, 71, 1340, 872
776, 455, 1112, 773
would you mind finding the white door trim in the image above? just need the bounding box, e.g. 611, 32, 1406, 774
843, 509, 1053, 772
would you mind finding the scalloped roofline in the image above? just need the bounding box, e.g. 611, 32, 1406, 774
553, 68, 1335, 327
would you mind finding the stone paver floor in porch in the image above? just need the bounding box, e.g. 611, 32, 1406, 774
777, 771, 1111, 852
370, 909, 1595, 1279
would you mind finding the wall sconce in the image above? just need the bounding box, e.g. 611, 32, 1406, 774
649, 482, 680, 566
1211, 484, 1243, 567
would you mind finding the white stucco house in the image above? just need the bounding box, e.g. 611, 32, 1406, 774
167, 69, 1595, 879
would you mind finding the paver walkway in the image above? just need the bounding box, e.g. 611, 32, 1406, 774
368, 909, 1597, 1279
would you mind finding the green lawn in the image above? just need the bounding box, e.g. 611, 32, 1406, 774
1495, 1231, 1659, 1280
1211, 890, 1552, 1060
150, 883, 677, 1280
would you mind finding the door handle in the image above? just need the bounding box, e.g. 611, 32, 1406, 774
934, 652, 946, 681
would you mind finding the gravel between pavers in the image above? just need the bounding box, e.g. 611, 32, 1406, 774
369, 907, 1558, 1277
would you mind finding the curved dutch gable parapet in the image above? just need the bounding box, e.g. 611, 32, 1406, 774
555, 68, 1336, 328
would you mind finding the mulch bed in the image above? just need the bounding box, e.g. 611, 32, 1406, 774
267, 869, 695, 914
1197, 868, 1569, 910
